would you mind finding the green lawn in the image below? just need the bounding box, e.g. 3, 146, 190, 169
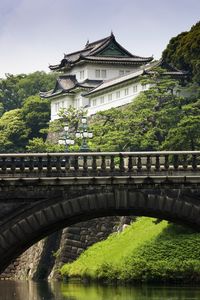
61, 217, 200, 283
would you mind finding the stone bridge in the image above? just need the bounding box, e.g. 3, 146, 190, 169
0, 151, 200, 272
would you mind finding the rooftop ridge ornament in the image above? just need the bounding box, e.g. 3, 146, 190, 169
85, 39, 90, 47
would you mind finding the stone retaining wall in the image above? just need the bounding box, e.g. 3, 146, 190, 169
0, 232, 61, 280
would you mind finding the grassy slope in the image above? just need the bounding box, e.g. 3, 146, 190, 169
61, 217, 200, 283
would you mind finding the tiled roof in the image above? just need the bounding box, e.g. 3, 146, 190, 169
145, 71, 188, 76
40, 76, 102, 98
56, 75, 77, 90
79, 79, 102, 88
85, 36, 110, 49
49, 33, 153, 71
83, 56, 152, 63
63, 36, 111, 62
147, 59, 188, 74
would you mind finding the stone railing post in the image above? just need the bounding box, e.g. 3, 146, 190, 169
119, 153, 125, 173
137, 155, 142, 172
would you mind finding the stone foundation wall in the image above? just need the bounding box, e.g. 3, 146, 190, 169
0, 232, 61, 280
0, 216, 133, 280
0, 240, 46, 280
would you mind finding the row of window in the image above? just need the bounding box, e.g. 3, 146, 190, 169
54, 84, 148, 111
79, 69, 132, 80
95, 69, 131, 79
96, 69, 131, 78
79, 69, 107, 80
80, 69, 107, 80
90, 84, 142, 107
119, 70, 130, 76
95, 69, 107, 78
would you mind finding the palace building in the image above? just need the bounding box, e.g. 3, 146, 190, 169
41, 33, 187, 121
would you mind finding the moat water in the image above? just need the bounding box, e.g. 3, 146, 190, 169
0, 280, 200, 300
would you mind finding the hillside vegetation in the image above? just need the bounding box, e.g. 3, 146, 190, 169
61, 217, 200, 283
162, 21, 200, 83
0, 72, 58, 152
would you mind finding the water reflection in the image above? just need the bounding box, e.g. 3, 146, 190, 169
61, 283, 200, 300
0, 280, 200, 300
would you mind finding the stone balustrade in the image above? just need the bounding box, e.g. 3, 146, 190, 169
0, 151, 199, 177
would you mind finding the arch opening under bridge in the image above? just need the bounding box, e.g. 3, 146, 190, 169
0, 184, 200, 273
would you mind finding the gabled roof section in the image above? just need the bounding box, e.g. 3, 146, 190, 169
88, 33, 133, 57
54, 75, 78, 91
49, 33, 153, 71
144, 59, 189, 76
40, 75, 102, 99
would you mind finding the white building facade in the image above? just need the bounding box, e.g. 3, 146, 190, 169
41, 33, 186, 120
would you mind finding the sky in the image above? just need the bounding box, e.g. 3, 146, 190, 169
0, 0, 199, 78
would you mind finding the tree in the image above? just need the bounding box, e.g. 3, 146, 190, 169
0, 109, 30, 152
58, 106, 85, 132
48, 106, 86, 151
26, 106, 87, 153
90, 75, 186, 152
89, 108, 126, 151
21, 95, 50, 139
163, 100, 200, 150
0, 71, 57, 112
162, 21, 200, 83
26, 138, 65, 153
0, 74, 24, 111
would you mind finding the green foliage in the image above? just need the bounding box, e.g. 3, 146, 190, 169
162, 97, 200, 150
90, 75, 200, 151
61, 218, 200, 283
58, 106, 85, 132
60, 218, 168, 280
26, 137, 65, 153
0, 109, 30, 152
162, 21, 200, 83
0, 94, 51, 152
0, 71, 57, 112
0, 71, 57, 152
90, 108, 127, 151
21, 95, 50, 139
53, 106, 93, 152
48, 119, 63, 133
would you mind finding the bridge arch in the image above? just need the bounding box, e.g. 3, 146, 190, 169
0, 186, 199, 272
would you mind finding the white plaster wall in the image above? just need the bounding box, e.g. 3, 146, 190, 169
87, 82, 150, 116
51, 95, 74, 121
74, 91, 90, 109
66, 65, 88, 82
65, 63, 139, 81
50, 91, 90, 121
87, 64, 138, 81
50, 82, 150, 120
